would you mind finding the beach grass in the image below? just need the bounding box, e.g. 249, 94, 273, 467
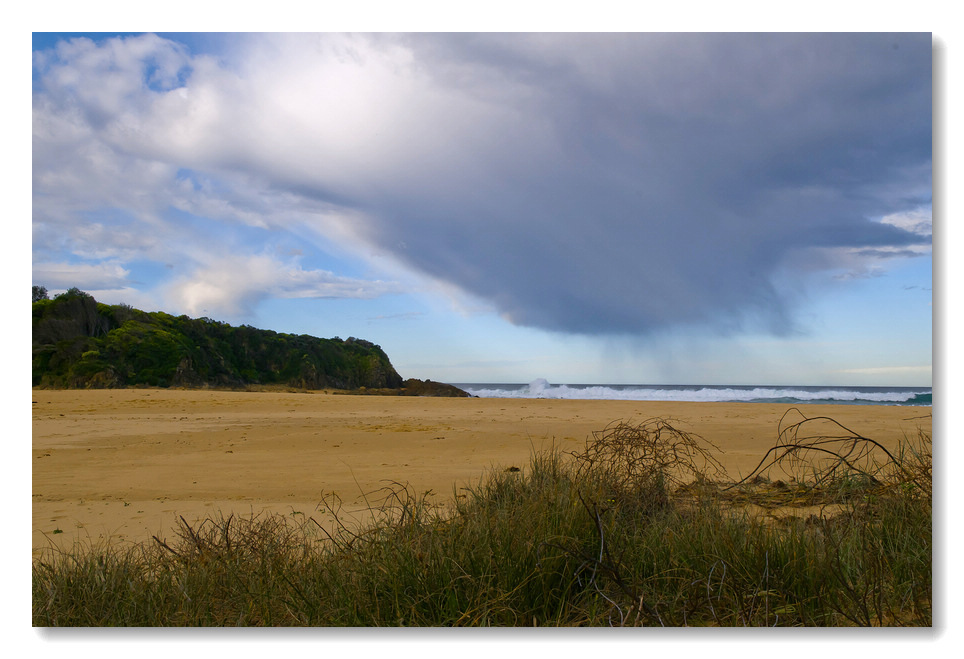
33, 413, 931, 627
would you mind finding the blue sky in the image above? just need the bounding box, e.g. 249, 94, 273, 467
31, 31, 934, 386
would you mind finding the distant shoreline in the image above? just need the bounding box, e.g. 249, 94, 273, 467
31, 378, 472, 398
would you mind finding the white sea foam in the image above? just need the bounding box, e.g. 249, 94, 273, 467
459, 379, 930, 405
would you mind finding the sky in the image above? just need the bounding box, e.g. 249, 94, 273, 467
30, 31, 934, 386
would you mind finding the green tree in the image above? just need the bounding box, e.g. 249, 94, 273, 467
32, 290, 405, 390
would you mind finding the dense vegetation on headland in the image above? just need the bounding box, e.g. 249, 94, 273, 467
31, 287, 465, 395
34, 414, 931, 626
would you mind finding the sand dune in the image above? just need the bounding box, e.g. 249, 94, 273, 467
32, 388, 931, 557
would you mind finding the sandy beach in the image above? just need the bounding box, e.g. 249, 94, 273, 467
32, 388, 932, 557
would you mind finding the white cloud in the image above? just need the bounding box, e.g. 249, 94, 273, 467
33, 261, 130, 289
835, 365, 932, 377
33, 35, 445, 289
880, 207, 932, 237
162, 253, 403, 318
811, 363, 930, 388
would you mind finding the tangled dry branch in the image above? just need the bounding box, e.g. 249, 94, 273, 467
568, 418, 728, 516
728, 407, 929, 496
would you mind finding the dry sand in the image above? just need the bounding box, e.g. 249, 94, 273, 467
32, 388, 932, 558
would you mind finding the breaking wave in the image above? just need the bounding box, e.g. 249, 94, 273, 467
457, 379, 931, 406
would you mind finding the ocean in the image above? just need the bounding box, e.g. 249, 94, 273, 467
453, 379, 932, 406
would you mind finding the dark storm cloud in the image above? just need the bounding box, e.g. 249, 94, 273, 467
346, 33, 932, 335
32, 33, 931, 335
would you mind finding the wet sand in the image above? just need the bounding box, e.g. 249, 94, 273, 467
32, 388, 931, 557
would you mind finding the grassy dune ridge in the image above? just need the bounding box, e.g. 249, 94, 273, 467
33, 411, 932, 627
